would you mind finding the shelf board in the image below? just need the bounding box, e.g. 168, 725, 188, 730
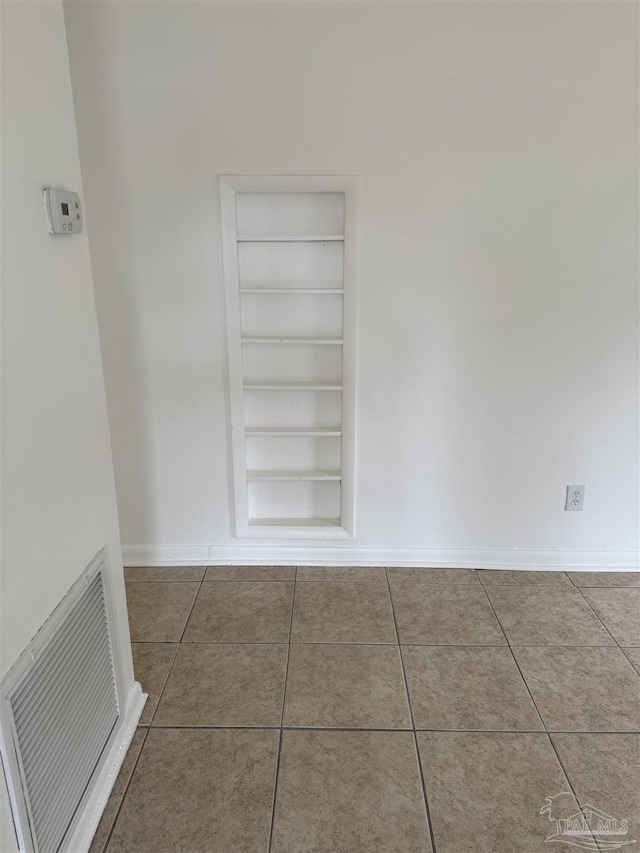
245, 426, 342, 436
237, 235, 344, 243
241, 336, 342, 345
243, 381, 342, 391
247, 469, 341, 481
239, 288, 344, 295
248, 518, 342, 528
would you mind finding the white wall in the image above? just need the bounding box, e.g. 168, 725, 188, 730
65, 1, 639, 569
0, 2, 137, 847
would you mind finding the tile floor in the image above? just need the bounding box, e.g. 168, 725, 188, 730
92, 567, 640, 853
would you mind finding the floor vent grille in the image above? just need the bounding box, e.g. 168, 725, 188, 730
1, 558, 119, 852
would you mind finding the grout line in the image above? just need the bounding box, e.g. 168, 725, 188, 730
477, 585, 547, 732
475, 569, 573, 587
545, 733, 602, 851
503, 643, 615, 649
477, 585, 604, 847
571, 585, 623, 648
268, 566, 297, 851
412, 734, 441, 853
267, 728, 284, 853
146, 643, 182, 727
139, 573, 206, 729
387, 581, 481, 587
121, 724, 640, 734
280, 567, 297, 726
478, 582, 621, 648
178, 639, 396, 646
476, 582, 576, 588
186, 579, 296, 586
480, 584, 516, 648
481, 578, 620, 649
173, 639, 622, 647
204, 575, 297, 582
178, 574, 207, 643
384, 568, 438, 853
477, 583, 512, 649
125, 579, 204, 584
381, 570, 411, 728
281, 578, 391, 583
100, 726, 149, 853
138, 640, 293, 645
477, 583, 512, 647
148, 723, 283, 730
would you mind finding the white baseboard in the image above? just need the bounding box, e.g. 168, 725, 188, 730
123, 544, 213, 566
123, 544, 639, 571
66, 682, 147, 853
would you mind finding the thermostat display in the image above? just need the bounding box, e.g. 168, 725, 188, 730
43, 188, 83, 235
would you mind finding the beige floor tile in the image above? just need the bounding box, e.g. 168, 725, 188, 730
124, 566, 205, 582
89, 730, 146, 853
403, 646, 543, 731
477, 570, 570, 586
283, 644, 411, 729
154, 643, 288, 727
205, 565, 296, 581
622, 647, 640, 674
568, 572, 640, 587
387, 567, 478, 584
107, 729, 278, 853
131, 643, 178, 725
390, 584, 505, 645
183, 581, 293, 642
296, 565, 386, 581
271, 730, 431, 853
512, 646, 640, 732
291, 582, 396, 643
580, 587, 640, 647
417, 732, 573, 852
551, 733, 640, 845
486, 585, 614, 646
125, 582, 199, 642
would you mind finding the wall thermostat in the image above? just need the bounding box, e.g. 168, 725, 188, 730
43, 188, 83, 235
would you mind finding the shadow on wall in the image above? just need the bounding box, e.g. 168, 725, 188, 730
64, 3, 156, 547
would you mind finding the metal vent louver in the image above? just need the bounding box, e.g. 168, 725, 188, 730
2, 564, 119, 852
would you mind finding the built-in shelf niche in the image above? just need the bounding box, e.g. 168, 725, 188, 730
220, 176, 358, 538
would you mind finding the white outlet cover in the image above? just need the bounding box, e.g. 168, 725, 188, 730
565, 484, 585, 511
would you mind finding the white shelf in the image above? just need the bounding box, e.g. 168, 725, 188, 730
221, 177, 357, 539
248, 517, 342, 528
243, 381, 342, 391
245, 426, 342, 436
247, 469, 341, 481
239, 288, 344, 295
241, 336, 343, 345
237, 235, 344, 243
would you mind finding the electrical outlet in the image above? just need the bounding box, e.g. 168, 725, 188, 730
565, 485, 585, 511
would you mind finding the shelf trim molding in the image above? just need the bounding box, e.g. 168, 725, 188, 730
249, 518, 342, 525
245, 427, 343, 436
241, 336, 343, 345
247, 469, 341, 481
243, 381, 342, 391
239, 288, 345, 294
237, 235, 344, 243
